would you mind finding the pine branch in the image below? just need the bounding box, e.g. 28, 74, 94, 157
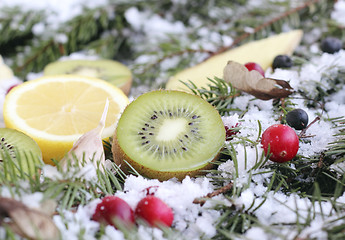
0, 8, 45, 54
0, 150, 124, 211
11, 6, 125, 78
182, 77, 241, 116
214, 0, 327, 55
1, 1, 344, 239
136, 0, 335, 88
298, 67, 345, 107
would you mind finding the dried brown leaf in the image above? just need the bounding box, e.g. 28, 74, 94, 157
0, 197, 60, 240
223, 61, 294, 100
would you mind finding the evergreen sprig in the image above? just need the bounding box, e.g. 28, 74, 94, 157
182, 77, 241, 116
9, 5, 130, 78
0, 8, 45, 55
0, 0, 345, 239
0, 0, 338, 85
0, 151, 124, 211
209, 114, 345, 238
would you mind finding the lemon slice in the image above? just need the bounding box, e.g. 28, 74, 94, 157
3, 75, 129, 164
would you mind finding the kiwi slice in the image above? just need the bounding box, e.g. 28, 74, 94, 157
112, 90, 225, 181
44, 59, 132, 95
0, 128, 43, 178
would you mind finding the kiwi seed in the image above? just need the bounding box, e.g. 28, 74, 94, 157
0, 128, 43, 178
0, 137, 15, 158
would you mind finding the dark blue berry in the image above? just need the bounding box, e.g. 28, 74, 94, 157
320, 37, 342, 54
286, 109, 309, 130
272, 55, 293, 69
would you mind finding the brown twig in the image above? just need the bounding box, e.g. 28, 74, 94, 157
193, 182, 233, 206
14, 40, 55, 73
317, 152, 325, 168
299, 116, 321, 138
310, 151, 325, 177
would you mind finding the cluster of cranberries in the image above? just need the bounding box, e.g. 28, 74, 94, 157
92, 187, 173, 230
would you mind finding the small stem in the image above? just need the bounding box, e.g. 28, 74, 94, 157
299, 116, 321, 138
310, 151, 325, 177
317, 152, 325, 168
14, 40, 55, 73
193, 182, 233, 206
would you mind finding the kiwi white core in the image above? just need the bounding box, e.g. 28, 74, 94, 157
156, 118, 187, 142
43, 59, 133, 94
72, 68, 99, 78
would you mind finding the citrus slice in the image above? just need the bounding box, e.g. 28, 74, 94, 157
3, 75, 129, 164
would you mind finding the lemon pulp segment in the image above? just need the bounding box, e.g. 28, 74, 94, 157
15, 81, 120, 135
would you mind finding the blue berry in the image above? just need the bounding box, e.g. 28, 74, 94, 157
272, 55, 292, 69
286, 109, 309, 130
320, 37, 342, 54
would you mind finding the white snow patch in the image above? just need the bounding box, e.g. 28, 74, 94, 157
0, 0, 109, 31
332, 0, 345, 26
125, 7, 186, 42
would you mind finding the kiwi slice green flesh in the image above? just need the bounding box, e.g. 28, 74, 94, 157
112, 90, 225, 181
0, 128, 43, 178
43, 59, 132, 95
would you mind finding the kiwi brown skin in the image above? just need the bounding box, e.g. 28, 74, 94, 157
112, 131, 220, 181
118, 79, 132, 96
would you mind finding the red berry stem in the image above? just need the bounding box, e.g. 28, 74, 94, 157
193, 182, 233, 206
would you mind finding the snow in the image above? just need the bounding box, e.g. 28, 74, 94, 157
244, 227, 269, 240
117, 175, 221, 239
0, 0, 109, 30
125, 7, 186, 43
332, 0, 345, 26
44, 175, 222, 240
1, 1, 345, 240
54, 203, 101, 240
